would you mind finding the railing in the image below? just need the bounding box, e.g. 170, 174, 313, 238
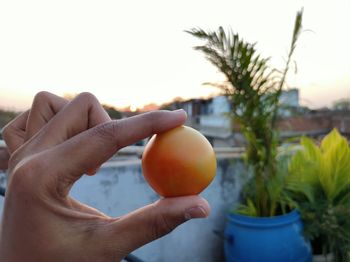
0, 140, 245, 160
117, 145, 245, 157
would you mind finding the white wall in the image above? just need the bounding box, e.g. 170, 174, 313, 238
279, 89, 299, 107
200, 96, 231, 129
211, 96, 231, 115
200, 115, 230, 129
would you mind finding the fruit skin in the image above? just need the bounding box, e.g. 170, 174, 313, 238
142, 125, 217, 197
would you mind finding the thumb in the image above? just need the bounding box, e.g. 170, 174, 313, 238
106, 196, 210, 255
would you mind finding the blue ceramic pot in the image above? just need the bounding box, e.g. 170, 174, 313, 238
224, 210, 312, 262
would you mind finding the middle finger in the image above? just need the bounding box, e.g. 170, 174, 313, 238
24, 91, 69, 141
25, 92, 111, 154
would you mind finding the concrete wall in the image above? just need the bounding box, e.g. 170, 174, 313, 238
200, 115, 230, 129
0, 157, 244, 262
211, 96, 231, 115
279, 89, 299, 108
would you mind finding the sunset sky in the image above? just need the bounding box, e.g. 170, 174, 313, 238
0, 0, 349, 111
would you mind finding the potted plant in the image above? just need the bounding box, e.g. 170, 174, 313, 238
188, 9, 312, 261
286, 129, 350, 261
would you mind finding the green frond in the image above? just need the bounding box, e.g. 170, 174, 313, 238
187, 9, 303, 217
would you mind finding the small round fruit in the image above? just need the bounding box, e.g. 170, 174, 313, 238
142, 125, 216, 197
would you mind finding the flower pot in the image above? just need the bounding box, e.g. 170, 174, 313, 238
224, 209, 312, 262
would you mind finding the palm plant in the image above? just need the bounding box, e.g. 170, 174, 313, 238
187, 10, 303, 217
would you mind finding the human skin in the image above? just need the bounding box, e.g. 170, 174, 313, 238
0, 148, 9, 170
0, 91, 210, 262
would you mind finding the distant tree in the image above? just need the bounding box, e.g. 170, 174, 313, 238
102, 105, 122, 119
0, 110, 19, 130
160, 97, 185, 110
333, 98, 350, 110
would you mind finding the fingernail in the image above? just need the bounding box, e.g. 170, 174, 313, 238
173, 109, 187, 119
184, 206, 208, 220
174, 109, 185, 114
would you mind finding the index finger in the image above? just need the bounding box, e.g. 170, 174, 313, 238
43, 110, 187, 196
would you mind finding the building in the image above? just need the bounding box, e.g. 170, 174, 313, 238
278, 109, 350, 140
166, 89, 301, 146
278, 88, 301, 117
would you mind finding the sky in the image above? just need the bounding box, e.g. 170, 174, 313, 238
0, 0, 349, 111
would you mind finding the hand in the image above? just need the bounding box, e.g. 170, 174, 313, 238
0, 92, 210, 262
0, 148, 9, 170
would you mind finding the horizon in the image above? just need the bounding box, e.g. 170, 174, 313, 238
0, 89, 341, 113
0, 0, 349, 111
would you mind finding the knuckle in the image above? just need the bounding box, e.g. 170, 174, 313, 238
144, 111, 166, 132
151, 211, 175, 239
33, 91, 52, 104
90, 120, 119, 144
77, 92, 98, 104
32, 91, 56, 113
